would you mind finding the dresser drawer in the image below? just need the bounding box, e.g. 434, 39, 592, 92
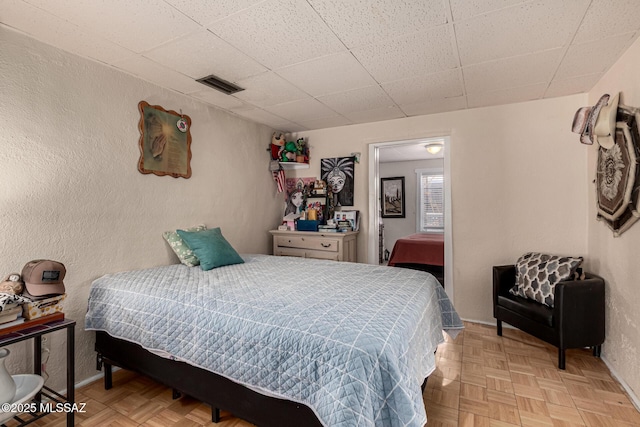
270, 230, 358, 262
274, 247, 305, 257
275, 235, 339, 253
305, 250, 339, 261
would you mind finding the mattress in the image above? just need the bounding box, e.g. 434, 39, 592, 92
85, 254, 463, 426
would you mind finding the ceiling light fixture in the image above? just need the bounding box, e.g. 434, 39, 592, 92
196, 74, 244, 95
425, 142, 443, 155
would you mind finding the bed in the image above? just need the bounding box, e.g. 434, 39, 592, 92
387, 234, 444, 267
85, 254, 462, 426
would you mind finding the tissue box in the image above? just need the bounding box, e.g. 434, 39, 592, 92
297, 220, 319, 231
22, 294, 66, 320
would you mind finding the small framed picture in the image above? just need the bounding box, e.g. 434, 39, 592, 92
381, 177, 405, 218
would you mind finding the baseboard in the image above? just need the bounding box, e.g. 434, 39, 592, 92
50, 366, 121, 398
602, 356, 640, 412
460, 317, 517, 329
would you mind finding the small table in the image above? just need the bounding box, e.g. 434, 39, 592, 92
0, 318, 75, 427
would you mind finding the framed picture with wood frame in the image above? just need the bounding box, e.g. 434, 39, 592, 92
381, 177, 405, 218
137, 101, 192, 178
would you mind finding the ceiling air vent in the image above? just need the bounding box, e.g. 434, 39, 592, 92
196, 75, 244, 95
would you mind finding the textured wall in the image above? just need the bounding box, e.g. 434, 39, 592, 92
587, 35, 640, 403
289, 94, 589, 323
0, 28, 281, 391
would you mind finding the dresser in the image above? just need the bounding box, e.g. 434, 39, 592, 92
270, 230, 358, 262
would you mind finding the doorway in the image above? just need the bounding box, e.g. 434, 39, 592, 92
367, 137, 453, 303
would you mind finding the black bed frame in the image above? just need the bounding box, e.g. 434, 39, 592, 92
95, 331, 323, 426
95, 331, 429, 426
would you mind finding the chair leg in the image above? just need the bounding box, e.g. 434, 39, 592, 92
558, 348, 566, 370
593, 345, 602, 357
497, 320, 502, 336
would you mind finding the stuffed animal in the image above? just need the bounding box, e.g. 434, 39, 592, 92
0, 273, 23, 295
270, 133, 286, 160
281, 140, 298, 162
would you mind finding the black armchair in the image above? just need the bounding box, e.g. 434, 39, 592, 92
493, 265, 605, 369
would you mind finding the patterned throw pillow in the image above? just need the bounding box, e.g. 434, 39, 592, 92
163, 224, 207, 266
509, 252, 583, 307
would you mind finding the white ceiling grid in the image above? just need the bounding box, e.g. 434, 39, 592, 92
2, 0, 640, 132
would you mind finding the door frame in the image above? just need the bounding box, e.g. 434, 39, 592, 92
367, 136, 454, 303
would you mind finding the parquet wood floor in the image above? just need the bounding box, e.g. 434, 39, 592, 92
17, 322, 640, 426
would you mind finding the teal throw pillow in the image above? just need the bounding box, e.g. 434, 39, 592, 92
176, 228, 244, 271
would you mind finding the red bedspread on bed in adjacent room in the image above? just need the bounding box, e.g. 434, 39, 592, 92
388, 233, 444, 266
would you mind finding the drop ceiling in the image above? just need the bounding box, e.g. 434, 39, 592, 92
3, 0, 640, 132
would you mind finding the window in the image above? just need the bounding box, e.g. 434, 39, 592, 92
416, 169, 444, 232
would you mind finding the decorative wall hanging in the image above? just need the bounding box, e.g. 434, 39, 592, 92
572, 94, 610, 145
574, 93, 640, 236
321, 157, 355, 206
595, 102, 640, 236
381, 177, 406, 218
284, 177, 315, 217
137, 101, 192, 178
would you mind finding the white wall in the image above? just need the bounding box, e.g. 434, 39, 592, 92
379, 159, 443, 254
289, 93, 589, 323
587, 35, 640, 403
0, 28, 281, 390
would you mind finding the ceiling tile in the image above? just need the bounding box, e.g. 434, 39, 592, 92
464, 49, 563, 94
144, 29, 266, 82
399, 96, 467, 117
316, 86, 395, 115
275, 52, 377, 97
112, 56, 206, 94
382, 69, 463, 106
555, 33, 636, 80
307, 0, 447, 48
455, 0, 590, 66
449, 0, 528, 21
264, 98, 338, 123
573, 0, 640, 44
545, 73, 602, 98
6, 0, 640, 130
164, 0, 266, 26
352, 24, 458, 83
294, 115, 353, 130
2, 0, 133, 63
189, 89, 246, 109
467, 83, 546, 108
229, 105, 305, 131
233, 72, 309, 107
23, 0, 202, 53
343, 106, 405, 124
209, 0, 345, 69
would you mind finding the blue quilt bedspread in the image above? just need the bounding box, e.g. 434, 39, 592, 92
85, 254, 463, 426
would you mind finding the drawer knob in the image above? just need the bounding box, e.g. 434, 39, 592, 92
321, 243, 332, 248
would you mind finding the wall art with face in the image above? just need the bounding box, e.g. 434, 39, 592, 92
284, 177, 315, 217
321, 157, 355, 206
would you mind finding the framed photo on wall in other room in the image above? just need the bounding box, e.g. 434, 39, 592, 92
381, 177, 405, 218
